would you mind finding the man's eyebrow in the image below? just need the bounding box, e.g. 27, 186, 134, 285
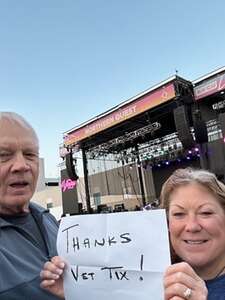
23, 146, 38, 150
0, 144, 39, 151
0, 141, 15, 147
24, 146, 39, 152
0, 146, 11, 151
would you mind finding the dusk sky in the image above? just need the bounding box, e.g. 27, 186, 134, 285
1, 0, 224, 177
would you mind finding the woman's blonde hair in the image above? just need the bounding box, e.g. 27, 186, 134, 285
160, 167, 225, 212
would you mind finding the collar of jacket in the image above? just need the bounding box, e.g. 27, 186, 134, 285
0, 202, 49, 228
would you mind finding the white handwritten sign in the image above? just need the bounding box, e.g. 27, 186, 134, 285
57, 210, 171, 300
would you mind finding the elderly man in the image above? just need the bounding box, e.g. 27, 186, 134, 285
0, 112, 61, 299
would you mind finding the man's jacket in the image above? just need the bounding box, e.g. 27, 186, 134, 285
0, 202, 61, 300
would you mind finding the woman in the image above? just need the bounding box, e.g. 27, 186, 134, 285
40, 168, 225, 299
161, 168, 225, 300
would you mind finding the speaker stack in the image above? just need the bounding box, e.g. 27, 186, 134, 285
192, 110, 208, 144
173, 105, 194, 149
219, 112, 225, 139
65, 151, 79, 181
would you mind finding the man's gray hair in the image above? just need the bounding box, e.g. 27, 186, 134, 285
0, 112, 39, 145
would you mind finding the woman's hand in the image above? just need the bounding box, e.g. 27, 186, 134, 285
164, 262, 208, 300
40, 256, 65, 299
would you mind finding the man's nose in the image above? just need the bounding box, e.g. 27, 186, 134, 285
185, 215, 202, 232
11, 152, 30, 172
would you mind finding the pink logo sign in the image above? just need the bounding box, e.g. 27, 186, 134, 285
61, 179, 77, 192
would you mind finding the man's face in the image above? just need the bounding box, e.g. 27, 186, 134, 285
0, 119, 39, 215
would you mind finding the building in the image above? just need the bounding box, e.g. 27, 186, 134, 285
32, 158, 63, 220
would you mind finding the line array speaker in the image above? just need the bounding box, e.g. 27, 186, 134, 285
219, 112, 225, 136
193, 120, 208, 144
173, 105, 195, 149
192, 109, 208, 144
65, 152, 79, 181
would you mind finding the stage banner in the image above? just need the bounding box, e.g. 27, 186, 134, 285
64, 83, 175, 146
57, 210, 171, 300
194, 72, 225, 100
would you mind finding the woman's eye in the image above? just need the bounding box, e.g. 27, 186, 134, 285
200, 211, 213, 216
172, 212, 185, 218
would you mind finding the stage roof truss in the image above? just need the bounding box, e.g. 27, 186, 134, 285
63, 76, 193, 152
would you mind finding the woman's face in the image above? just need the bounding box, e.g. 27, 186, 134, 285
168, 183, 225, 276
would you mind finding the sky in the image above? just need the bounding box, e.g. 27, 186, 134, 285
0, 0, 225, 177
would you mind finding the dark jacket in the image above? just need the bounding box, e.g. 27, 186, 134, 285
0, 202, 61, 300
